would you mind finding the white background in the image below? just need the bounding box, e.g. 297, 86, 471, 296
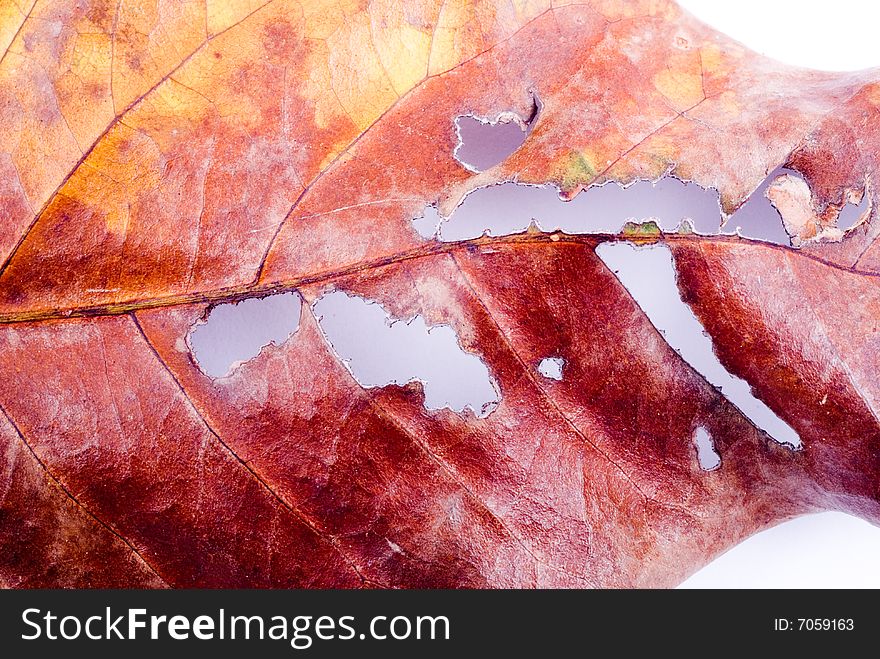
676, 0, 880, 588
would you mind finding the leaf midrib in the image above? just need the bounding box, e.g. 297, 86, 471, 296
0, 232, 875, 325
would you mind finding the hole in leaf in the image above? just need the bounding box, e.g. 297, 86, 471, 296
454, 114, 529, 172
720, 166, 798, 245
693, 426, 721, 471
595, 241, 802, 450
537, 357, 565, 381
313, 291, 500, 417
429, 177, 723, 241
837, 192, 870, 232
417, 170, 805, 245
411, 205, 444, 239
188, 293, 302, 378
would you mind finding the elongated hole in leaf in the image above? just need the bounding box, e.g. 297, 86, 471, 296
595, 241, 802, 449
419, 169, 806, 245
693, 426, 721, 471
188, 292, 301, 378
313, 291, 500, 417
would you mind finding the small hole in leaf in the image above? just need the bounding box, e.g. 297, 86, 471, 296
453, 114, 529, 173
837, 192, 869, 232
537, 357, 565, 381
411, 205, 444, 239
313, 290, 500, 417
693, 426, 721, 471
188, 292, 301, 378
596, 241, 801, 450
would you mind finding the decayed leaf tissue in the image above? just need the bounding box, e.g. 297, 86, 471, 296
0, 0, 877, 588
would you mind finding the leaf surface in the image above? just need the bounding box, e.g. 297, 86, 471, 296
0, 0, 878, 587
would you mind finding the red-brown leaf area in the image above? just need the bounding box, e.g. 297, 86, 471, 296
0, 0, 877, 587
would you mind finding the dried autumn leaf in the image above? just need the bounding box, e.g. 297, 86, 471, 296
0, 0, 878, 588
